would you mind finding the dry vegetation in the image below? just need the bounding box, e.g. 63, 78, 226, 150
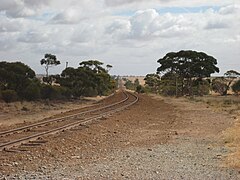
122, 76, 145, 85
190, 95, 240, 168
0, 97, 104, 127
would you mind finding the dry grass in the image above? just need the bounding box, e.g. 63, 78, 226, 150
223, 121, 240, 168
191, 95, 240, 116
0, 97, 103, 127
190, 95, 240, 168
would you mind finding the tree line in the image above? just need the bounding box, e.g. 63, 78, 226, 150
126, 50, 240, 96
0, 54, 116, 103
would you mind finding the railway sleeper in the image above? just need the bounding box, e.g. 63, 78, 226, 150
21, 142, 43, 147
29, 140, 48, 144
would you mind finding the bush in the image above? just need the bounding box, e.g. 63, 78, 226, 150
192, 79, 210, 96
1, 90, 18, 103
136, 85, 145, 93
232, 80, 240, 95
41, 85, 71, 100
160, 85, 176, 96
212, 80, 228, 96
23, 82, 41, 101
83, 87, 98, 97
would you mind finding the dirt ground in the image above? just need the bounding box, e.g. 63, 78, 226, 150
1, 94, 240, 179
0, 97, 104, 127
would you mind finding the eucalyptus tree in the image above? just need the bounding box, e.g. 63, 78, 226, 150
40, 54, 60, 79
157, 50, 219, 96
57, 60, 115, 97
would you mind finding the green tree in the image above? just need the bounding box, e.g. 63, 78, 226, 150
224, 70, 240, 94
136, 85, 145, 93
23, 80, 41, 101
0, 61, 37, 99
144, 74, 161, 94
106, 64, 113, 72
40, 54, 60, 83
124, 79, 135, 90
159, 72, 179, 96
79, 60, 106, 73
134, 79, 140, 86
232, 80, 240, 95
1, 90, 18, 103
157, 50, 219, 96
57, 60, 115, 97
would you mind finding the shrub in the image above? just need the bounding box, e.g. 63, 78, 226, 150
23, 82, 41, 101
1, 90, 18, 103
212, 80, 228, 96
136, 85, 145, 93
41, 85, 71, 100
192, 79, 210, 96
83, 87, 98, 97
232, 80, 240, 95
160, 85, 176, 96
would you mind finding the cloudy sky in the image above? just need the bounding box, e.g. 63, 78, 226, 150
0, 0, 239, 75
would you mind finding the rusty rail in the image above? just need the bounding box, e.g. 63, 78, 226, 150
0, 91, 138, 151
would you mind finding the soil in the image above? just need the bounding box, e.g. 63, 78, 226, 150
1, 93, 240, 179
0, 97, 104, 127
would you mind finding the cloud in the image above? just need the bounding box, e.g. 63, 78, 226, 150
0, 1, 239, 75
205, 19, 229, 29
105, 0, 145, 6
105, 19, 131, 39
17, 31, 49, 43
0, 17, 23, 32
219, 4, 240, 15
0, 0, 50, 18
129, 9, 158, 38
104, 0, 232, 8
107, 9, 194, 40
71, 24, 98, 43
50, 9, 82, 24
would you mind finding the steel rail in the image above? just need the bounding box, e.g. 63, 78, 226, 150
0, 91, 138, 151
0, 91, 128, 137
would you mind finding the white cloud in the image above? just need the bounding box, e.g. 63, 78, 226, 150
0, 0, 50, 18
0, 0, 239, 75
104, 0, 232, 8
129, 9, 158, 38
219, 4, 240, 15
17, 31, 49, 43
50, 9, 82, 24
0, 17, 23, 32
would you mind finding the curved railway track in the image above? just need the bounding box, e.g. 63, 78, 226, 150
0, 91, 138, 151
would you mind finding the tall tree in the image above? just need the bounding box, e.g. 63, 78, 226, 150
106, 64, 113, 72
40, 54, 60, 78
157, 50, 219, 95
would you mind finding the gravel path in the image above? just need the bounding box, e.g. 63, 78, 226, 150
1, 94, 240, 179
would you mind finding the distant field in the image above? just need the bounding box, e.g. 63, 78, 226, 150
121, 76, 145, 85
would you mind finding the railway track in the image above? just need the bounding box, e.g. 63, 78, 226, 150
0, 91, 138, 151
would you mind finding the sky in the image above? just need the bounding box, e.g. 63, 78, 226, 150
0, 0, 239, 76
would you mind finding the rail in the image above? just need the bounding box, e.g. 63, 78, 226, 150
0, 91, 138, 151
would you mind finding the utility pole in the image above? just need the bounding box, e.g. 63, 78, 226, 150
66, 62, 68, 69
